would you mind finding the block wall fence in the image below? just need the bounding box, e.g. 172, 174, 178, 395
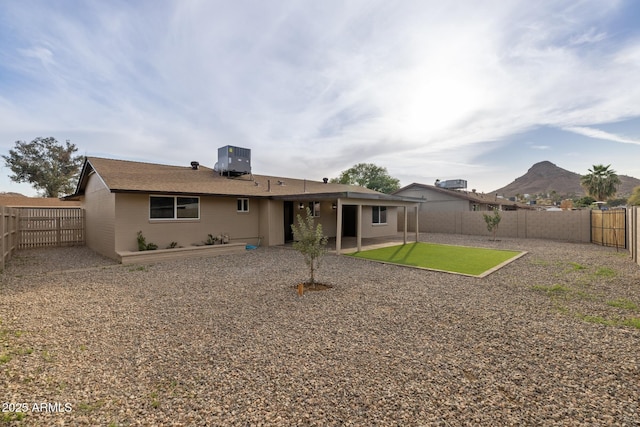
399, 210, 592, 243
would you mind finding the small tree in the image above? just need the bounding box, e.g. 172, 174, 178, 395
291, 207, 328, 287
483, 209, 501, 241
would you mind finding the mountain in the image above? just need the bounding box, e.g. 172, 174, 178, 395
493, 161, 640, 198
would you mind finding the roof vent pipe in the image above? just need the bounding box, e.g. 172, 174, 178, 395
323, 178, 328, 184
190, 161, 199, 170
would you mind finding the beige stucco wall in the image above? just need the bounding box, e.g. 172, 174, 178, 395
83, 185, 410, 257
83, 173, 116, 258
114, 194, 261, 252
259, 199, 284, 246
291, 200, 338, 237
361, 205, 398, 238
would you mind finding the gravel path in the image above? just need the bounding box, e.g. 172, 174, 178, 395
1, 235, 639, 426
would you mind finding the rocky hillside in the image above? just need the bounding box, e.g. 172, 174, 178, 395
493, 161, 640, 198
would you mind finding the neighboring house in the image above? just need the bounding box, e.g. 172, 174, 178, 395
66, 156, 420, 260
394, 183, 532, 212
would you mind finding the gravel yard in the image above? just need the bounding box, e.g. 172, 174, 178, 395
1, 234, 639, 426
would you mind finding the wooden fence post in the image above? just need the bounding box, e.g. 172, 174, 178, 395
56, 217, 61, 246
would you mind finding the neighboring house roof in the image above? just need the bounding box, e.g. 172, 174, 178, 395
0, 194, 81, 207
394, 183, 532, 209
68, 157, 416, 202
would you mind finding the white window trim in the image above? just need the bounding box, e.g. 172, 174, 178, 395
149, 195, 200, 221
237, 198, 250, 213
372, 206, 387, 225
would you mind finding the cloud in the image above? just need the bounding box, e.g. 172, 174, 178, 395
569, 27, 608, 45
531, 145, 552, 150
563, 126, 640, 146
1, 1, 640, 192
18, 46, 54, 65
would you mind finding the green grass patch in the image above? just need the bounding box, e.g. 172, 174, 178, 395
579, 314, 616, 326
1, 412, 27, 422
347, 242, 523, 276
594, 267, 616, 278
576, 314, 640, 329
569, 262, 586, 271
621, 318, 640, 329
607, 298, 638, 311
532, 284, 572, 295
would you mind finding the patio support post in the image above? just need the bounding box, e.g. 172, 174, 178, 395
335, 198, 342, 254
403, 206, 408, 244
415, 204, 419, 242
357, 204, 362, 252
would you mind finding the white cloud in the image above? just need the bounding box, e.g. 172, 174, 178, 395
18, 46, 54, 65
569, 27, 608, 45
563, 126, 640, 145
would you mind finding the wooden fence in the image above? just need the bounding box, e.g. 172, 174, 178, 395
16, 207, 85, 249
1, 206, 19, 269
591, 209, 626, 249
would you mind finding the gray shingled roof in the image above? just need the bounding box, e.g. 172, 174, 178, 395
394, 183, 533, 209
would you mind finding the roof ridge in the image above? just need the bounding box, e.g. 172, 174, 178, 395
87, 156, 212, 170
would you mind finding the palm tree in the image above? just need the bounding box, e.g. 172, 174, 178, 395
580, 164, 621, 201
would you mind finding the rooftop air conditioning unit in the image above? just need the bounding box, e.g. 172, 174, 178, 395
214, 145, 251, 176
436, 179, 467, 190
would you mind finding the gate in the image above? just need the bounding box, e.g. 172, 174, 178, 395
591, 209, 626, 249
17, 207, 85, 249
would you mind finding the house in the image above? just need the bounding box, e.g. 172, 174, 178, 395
393, 183, 533, 212
66, 153, 420, 262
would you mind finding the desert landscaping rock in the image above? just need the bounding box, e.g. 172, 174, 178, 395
1, 234, 639, 426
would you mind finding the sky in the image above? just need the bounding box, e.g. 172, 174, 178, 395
1, 0, 640, 197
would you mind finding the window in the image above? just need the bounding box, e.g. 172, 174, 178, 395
308, 201, 320, 217
372, 206, 387, 224
150, 196, 199, 220
237, 198, 249, 212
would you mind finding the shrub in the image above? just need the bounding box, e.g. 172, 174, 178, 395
136, 231, 158, 251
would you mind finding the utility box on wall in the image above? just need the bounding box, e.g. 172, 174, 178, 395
215, 146, 251, 176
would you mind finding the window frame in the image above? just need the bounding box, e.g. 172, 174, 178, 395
372, 205, 387, 225
308, 201, 321, 217
149, 195, 200, 221
237, 198, 250, 213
